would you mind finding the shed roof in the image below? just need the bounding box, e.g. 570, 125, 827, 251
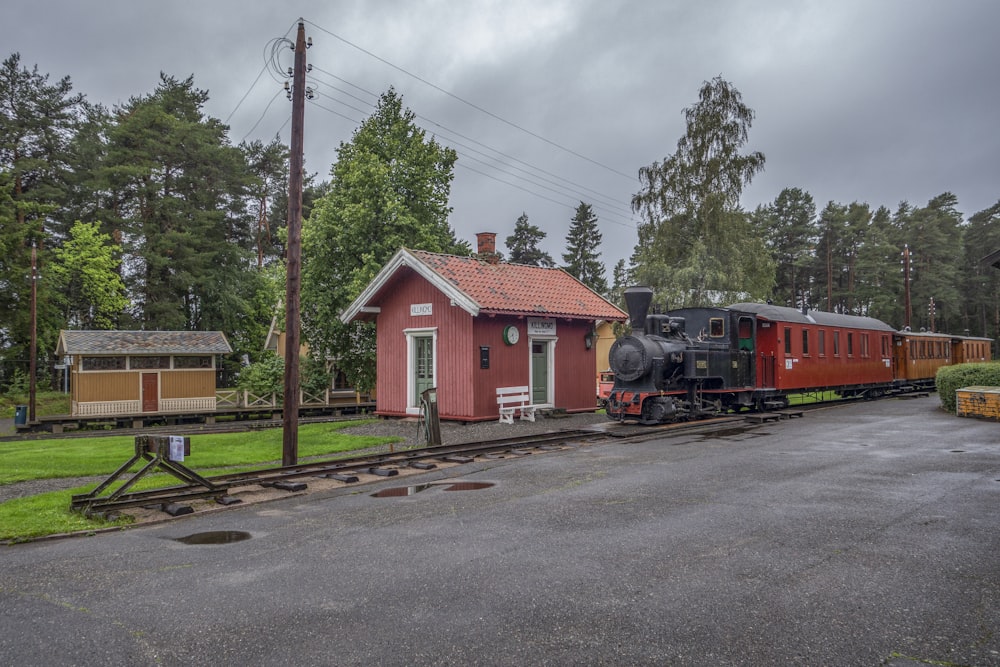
56, 330, 232, 356
728, 303, 897, 332
341, 249, 627, 323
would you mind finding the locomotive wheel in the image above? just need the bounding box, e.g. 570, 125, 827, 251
641, 398, 676, 423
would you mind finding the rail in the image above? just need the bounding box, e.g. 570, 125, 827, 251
71, 429, 602, 517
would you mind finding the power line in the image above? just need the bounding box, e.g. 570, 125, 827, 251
303, 18, 635, 182
239, 88, 286, 144
303, 67, 634, 218
305, 90, 634, 227
235, 21, 639, 230
225, 20, 300, 124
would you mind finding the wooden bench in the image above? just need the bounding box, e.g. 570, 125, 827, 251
496, 386, 536, 424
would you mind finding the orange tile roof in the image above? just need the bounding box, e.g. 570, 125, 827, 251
411, 250, 626, 321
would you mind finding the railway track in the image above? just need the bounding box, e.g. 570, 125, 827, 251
71, 429, 604, 517
71, 415, 757, 519
0, 412, 364, 442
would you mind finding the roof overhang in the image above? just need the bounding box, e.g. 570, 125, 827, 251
340, 249, 480, 324
981, 248, 1000, 270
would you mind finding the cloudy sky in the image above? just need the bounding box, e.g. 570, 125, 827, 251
4, 1, 999, 271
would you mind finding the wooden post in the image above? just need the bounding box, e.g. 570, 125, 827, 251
282, 21, 307, 467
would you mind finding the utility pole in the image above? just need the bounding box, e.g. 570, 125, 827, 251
282, 21, 307, 467
29, 242, 37, 423
902, 244, 912, 330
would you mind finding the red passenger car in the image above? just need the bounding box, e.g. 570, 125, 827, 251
728, 303, 896, 400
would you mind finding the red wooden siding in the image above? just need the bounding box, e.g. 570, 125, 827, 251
371, 269, 602, 420
374, 268, 473, 419
552, 320, 599, 411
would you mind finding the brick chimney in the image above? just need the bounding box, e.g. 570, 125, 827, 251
476, 232, 496, 255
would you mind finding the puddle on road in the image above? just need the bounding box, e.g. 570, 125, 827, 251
442, 482, 494, 491
694, 427, 765, 442
173, 530, 252, 545
371, 481, 495, 498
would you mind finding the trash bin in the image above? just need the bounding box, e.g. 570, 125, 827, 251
14, 405, 27, 426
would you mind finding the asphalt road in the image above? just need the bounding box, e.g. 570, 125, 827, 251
1, 395, 998, 666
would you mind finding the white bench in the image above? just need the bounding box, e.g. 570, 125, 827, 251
496, 386, 536, 424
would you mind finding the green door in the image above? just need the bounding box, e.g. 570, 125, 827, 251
414, 336, 434, 399
531, 341, 548, 404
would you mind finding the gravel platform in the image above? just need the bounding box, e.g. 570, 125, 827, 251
339, 410, 611, 448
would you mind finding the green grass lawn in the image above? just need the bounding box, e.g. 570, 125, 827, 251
0, 419, 402, 543
0, 391, 71, 420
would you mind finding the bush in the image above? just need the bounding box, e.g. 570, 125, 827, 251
935, 362, 1000, 413
235, 354, 332, 399
237, 355, 285, 397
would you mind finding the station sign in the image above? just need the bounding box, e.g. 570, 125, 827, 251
527, 317, 556, 336
410, 303, 433, 316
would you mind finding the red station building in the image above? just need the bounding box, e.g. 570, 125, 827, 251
340, 233, 627, 422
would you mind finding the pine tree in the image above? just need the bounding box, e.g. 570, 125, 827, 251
241, 139, 289, 267
100, 74, 257, 333
505, 212, 554, 267
961, 201, 1000, 338
903, 193, 963, 333
0, 53, 85, 367
758, 187, 816, 307
812, 201, 848, 312
562, 202, 607, 293
854, 206, 902, 323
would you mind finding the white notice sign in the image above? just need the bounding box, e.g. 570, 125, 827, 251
410, 303, 433, 316
169, 435, 185, 462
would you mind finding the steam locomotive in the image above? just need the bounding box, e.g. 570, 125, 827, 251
605, 286, 991, 423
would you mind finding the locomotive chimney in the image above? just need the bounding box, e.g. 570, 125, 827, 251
623, 286, 654, 331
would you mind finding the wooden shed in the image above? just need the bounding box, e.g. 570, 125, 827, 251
55, 330, 232, 417
341, 242, 627, 422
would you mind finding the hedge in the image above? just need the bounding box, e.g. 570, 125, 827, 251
935, 362, 1000, 413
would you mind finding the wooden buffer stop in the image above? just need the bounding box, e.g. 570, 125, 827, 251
71, 435, 235, 517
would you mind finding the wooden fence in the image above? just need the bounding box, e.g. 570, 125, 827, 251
214, 388, 371, 409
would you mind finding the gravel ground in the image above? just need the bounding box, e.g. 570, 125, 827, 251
339, 410, 611, 448
0, 411, 612, 505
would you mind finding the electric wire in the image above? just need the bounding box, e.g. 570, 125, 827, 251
303, 18, 635, 182
304, 66, 635, 220
235, 20, 640, 231
307, 91, 635, 227
225, 21, 299, 124
239, 88, 286, 144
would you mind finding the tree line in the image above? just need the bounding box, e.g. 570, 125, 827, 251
0, 54, 609, 392
2, 52, 997, 393
624, 76, 1000, 341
